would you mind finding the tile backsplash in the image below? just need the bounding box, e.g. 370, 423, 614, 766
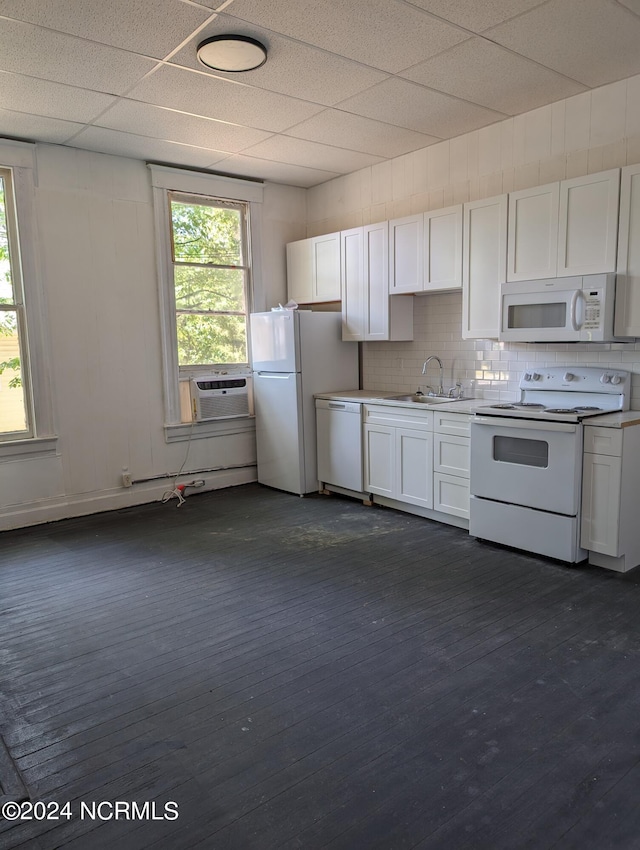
362, 291, 640, 407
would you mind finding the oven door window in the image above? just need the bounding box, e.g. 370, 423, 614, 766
493, 434, 549, 467
507, 302, 566, 330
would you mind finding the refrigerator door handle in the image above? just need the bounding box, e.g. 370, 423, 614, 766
256, 372, 292, 378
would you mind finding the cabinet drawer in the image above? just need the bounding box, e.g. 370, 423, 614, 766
434, 473, 470, 519
364, 404, 433, 431
433, 434, 470, 478
433, 411, 471, 437
583, 426, 623, 457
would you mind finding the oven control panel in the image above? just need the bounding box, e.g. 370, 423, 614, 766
520, 367, 627, 393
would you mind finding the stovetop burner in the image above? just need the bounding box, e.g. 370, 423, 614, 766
574, 406, 602, 412
545, 408, 580, 414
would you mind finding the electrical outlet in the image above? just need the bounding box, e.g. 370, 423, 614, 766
122, 471, 132, 488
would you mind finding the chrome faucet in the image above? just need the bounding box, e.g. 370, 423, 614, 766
422, 356, 444, 396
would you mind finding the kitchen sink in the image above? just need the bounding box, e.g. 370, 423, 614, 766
386, 394, 463, 404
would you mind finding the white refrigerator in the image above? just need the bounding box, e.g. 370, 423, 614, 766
250, 310, 359, 495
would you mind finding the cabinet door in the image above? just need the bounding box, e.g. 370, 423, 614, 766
462, 194, 507, 339
557, 169, 620, 277
389, 214, 424, 293
424, 205, 462, 292
364, 221, 391, 340
341, 227, 364, 342
364, 423, 394, 497
286, 238, 314, 304
615, 164, 640, 337
507, 183, 559, 281
313, 232, 341, 301
581, 452, 622, 556
396, 427, 433, 508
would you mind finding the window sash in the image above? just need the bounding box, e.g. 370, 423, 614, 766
168, 192, 251, 372
0, 167, 33, 440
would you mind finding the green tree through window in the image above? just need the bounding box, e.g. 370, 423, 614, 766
170, 195, 250, 367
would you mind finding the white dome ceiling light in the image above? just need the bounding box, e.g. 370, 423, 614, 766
196, 35, 268, 73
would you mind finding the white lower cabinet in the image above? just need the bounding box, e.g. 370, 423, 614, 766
433, 411, 470, 520
581, 423, 640, 572
364, 405, 432, 508
363, 405, 470, 520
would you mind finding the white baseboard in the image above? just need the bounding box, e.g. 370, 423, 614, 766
0, 467, 257, 532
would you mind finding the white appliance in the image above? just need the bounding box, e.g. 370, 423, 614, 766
190, 374, 252, 421
469, 366, 629, 563
499, 273, 623, 342
315, 398, 363, 493
250, 310, 359, 495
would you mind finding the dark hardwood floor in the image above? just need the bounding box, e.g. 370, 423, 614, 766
2, 483, 640, 849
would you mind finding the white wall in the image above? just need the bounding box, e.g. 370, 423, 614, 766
0, 144, 305, 530
306, 75, 640, 407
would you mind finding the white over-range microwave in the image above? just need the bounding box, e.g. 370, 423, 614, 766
499, 273, 628, 343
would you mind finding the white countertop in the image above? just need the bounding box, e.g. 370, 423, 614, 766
315, 390, 640, 424
314, 389, 484, 415
582, 410, 640, 428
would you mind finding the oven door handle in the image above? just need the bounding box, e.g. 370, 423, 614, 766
570, 289, 583, 331
473, 416, 578, 433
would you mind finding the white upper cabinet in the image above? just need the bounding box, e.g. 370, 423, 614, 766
286, 238, 314, 304
507, 170, 620, 282
341, 222, 413, 342
615, 163, 640, 337
312, 232, 341, 301
462, 194, 508, 340
341, 227, 365, 342
389, 206, 462, 294
389, 213, 424, 294
286, 232, 341, 304
557, 169, 620, 277
507, 182, 559, 281
424, 205, 463, 292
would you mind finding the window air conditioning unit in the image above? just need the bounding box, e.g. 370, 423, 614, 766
190, 375, 253, 421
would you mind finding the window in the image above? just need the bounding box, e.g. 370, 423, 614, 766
0, 167, 31, 438
150, 165, 264, 429
169, 194, 249, 369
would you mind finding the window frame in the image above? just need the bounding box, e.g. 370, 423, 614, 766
150, 165, 264, 427
0, 140, 56, 450
168, 191, 252, 372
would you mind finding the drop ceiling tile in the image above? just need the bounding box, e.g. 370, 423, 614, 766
401, 38, 586, 115
284, 109, 440, 158
209, 0, 468, 73
68, 126, 226, 168
126, 65, 324, 133
336, 77, 506, 137
0, 0, 211, 59
0, 108, 84, 144
170, 15, 389, 106
242, 135, 383, 174
208, 154, 340, 188
0, 19, 157, 93
403, 0, 548, 32
0, 71, 118, 123
486, 0, 640, 87
96, 100, 271, 151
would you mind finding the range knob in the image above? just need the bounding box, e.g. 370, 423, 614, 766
563, 371, 576, 382
523, 372, 532, 381
600, 373, 612, 384
611, 374, 622, 385
531, 372, 542, 381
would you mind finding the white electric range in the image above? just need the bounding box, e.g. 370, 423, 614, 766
469, 366, 630, 563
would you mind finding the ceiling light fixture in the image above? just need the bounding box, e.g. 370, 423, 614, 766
196, 35, 268, 72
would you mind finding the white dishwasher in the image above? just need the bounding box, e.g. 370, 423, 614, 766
315, 399, 363, 493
